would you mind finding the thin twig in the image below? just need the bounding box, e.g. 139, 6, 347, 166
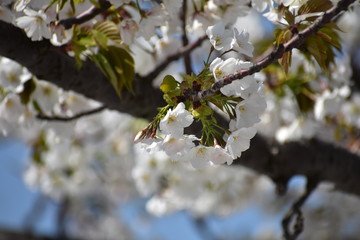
181, 0, 192, 74
58, 1, 112, 29
57, 196, 70, 240
22, 194, 48, 231
37, 106, 106, 122
139, 35, 207, 82
192, 0, 357, 102
282, 177, 318, 240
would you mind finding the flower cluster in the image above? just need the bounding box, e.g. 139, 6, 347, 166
136, 22, 266, 169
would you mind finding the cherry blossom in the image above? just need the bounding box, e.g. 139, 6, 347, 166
225, 127, 257, 158
233, 28, 254, 57
206, 21, 234, 51
159, 102, 194, 137
16, 8, 51, 41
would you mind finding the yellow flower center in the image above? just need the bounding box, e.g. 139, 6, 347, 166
215, 38, 221, 46
168, 115, 176, 123
238, 106, 246, 112
43, 86, 52, 96
214, 68, 223, 79
5, 99, 13, 108
8, 73, 17, 82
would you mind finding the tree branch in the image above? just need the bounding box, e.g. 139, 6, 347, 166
180, 0, 192, 75
138, 35, 207, 82
58, 1, 112, 29
237, 135, 360, 197
192, 0, 357, 102
36, 106, 106, 122
282, 177, 318, 240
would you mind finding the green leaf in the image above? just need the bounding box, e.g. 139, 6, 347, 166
298, 0, 333, 15
59, 0, 68, 10
274, 29, 293, 73
274, 28, 292, 45
90, 0, 101, 8
19, 78, 36, 105
198, 104, 213, 116
317, 24, 342, 50
284, 8, 295, 25
93, 20, 122, 45
88, 53, 118, 88
279, 51, 292, 74
76, 32, 96, 46
70, 0, 76, 13
91, 29, 109, 49
303, 34, 335, 73
89, 46, 135, 97
160, 75, 178, 93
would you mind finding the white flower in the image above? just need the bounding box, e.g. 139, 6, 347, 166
161, 134, 196, 161
223, 76, 265, 99
276, 118, 317, 143
314, 89, 343, 120
0, 93, 25, 122
210, 57, 242, 81
210, 146, 233, 165
16, 8, 51, 41
49, 22, 72, 45
163, 0, 183, 17
188, 145, 212, 169
206, 21, 234, 51
252, 0, 270, 12
14, 0, 31, 12
138, 137, 162, 153
217, 61, 253, 96
0, 6, 15, 23
233, 28, 254, 57
0, 57, 29, 91
235, 94, 267, 129
120, 18, 138, 45
31, 81, 61, 113
138, 5, 166, 40
225, 127, 257, 159
159, 102, 193, 137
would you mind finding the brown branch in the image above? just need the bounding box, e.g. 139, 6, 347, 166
180, 0, 192, 74
139, 35, 207, 82
238, 135, 360, 198
58, 1, 112, 29
36, 106, 106, 122
281, 177, 318, 240
192, 0, 357, 102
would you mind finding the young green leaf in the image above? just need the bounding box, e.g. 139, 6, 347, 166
89, 46, 135, 97
298, 0, 333, 15
160, 75, 178, 93
93, 21, 122, 45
